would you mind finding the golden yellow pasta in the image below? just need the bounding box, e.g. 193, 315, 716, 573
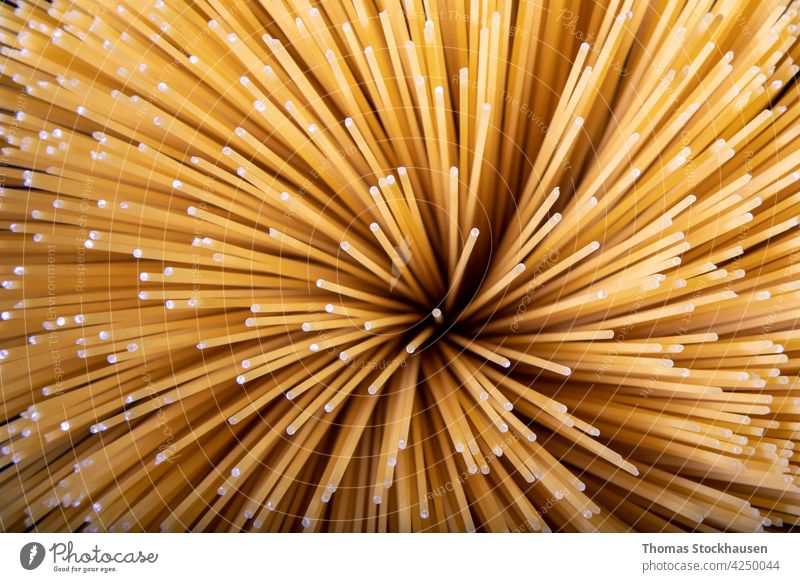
1, 0, 799, 532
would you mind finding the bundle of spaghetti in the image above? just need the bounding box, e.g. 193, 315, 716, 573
1, 0, 800, 532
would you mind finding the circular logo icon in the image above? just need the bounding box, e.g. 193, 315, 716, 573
19, 542, 46, 570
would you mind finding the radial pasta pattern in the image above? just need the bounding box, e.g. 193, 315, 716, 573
1, 0, 800, 532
